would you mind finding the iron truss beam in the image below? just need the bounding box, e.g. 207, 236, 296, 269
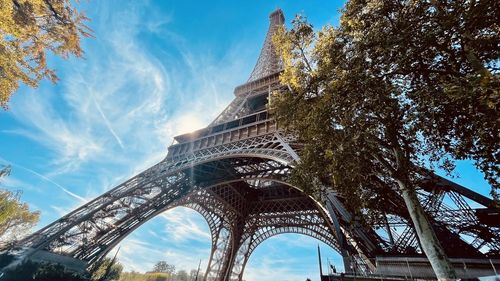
4, 8, 499, 281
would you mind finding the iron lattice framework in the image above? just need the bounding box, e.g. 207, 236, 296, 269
7, 9, 500, 280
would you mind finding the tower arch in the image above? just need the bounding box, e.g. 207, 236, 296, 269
5, 8, 499, 281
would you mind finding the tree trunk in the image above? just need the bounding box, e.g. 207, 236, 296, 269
397, 180, 457, 280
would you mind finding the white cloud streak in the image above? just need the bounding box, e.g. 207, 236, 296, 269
0, 157, 87, 203
112, 208, 211, 273
160, 208, 211, 242
5, 1, 245, 180
2, 0, 248, 273
91, 95, 125, 150
1, 1, 332, 278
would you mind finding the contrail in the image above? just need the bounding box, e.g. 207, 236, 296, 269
0, 157, 87, 203
92, 95, 125, 150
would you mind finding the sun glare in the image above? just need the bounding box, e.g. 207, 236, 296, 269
175, 114, 206, 135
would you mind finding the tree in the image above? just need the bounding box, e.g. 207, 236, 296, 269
0, 260, 89, 281
152, 261, 175, 280
189, 269, 197, 281
0, 165, 40, 247
144, 272, 168, 281
0, 165, 10, 178
175, 270, 189, 281
189, 269, 203, 281
270, 1, 496, 278
0, 0, 92, 109
152, 261, 175, 274
90, 257, 123, 281
337, 0, 499, 198
117, 271, 148, 281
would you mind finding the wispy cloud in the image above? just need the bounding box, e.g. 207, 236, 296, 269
0, 157, 87, 203
91, 94, 125, 150
245, 237, 342, 281
3, 0, 248, 273
0, 173, 41, 194
6, 93, 103, 175
117, 238, 166, 272
5, 0, 247, 181
1, 0, 337, 278
113, 208, 211, 273
245, 260, 308, 281
117, 236, 209, 273
0, 2, 362, 279
160, 208, 211, 242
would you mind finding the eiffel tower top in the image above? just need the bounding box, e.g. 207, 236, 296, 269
246, 9, 284, 83
172, 9, 286, 143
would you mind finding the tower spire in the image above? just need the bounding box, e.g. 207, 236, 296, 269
247, 9, 284, 82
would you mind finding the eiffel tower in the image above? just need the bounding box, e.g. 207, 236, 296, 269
4, 9, 499, 281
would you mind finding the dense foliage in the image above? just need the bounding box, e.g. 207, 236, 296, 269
339, 0, 499, 193
0, 0, 91, 108
118, 271, 168, 281
0, 261, 89, 281
152, 261, 175, 275
0, 166, 40, 247
116, 260, 196, 281
90, 257, 123, 281
117, 269, 196, 281
271, 0, 498, 279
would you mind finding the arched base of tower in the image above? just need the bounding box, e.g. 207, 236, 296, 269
189, 182, 342, 281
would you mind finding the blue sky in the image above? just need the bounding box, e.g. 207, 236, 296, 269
0, 1, 494, 281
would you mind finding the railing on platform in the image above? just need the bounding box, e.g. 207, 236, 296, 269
375, 256, 499, 280
167, 110, 275, 160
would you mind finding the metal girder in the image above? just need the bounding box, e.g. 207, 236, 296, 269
13, 123, 299, 262
144, 169, 341, 281
11, 132, 498, 279
6, 8, 499, 281
246, 10, 284, 83
209, 96, 248, 126
362, 183, 499, 259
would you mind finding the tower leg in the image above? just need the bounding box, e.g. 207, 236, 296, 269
219, 220, 244, 281
204, 219, 248, 281
204, 222, 232, 281
231, 240, 251, 281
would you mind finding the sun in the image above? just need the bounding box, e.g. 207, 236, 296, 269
175, 114, 206, 135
